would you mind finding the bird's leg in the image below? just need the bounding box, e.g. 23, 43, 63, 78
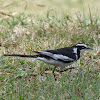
52, 66, 57, 81
52, 66, 56, 74
60, 67, 77, 72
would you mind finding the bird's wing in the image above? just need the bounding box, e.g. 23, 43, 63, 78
33, 50, 74, 61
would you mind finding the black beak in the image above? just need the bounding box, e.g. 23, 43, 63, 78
86, 47, 93, 50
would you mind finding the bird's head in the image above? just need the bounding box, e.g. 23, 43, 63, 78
73, 43, 93, 54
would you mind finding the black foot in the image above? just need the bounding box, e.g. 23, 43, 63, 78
60, 67, 77, 73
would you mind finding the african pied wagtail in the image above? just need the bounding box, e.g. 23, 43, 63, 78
4, 43, 93, 74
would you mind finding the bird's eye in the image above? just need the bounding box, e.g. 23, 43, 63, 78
82, 47, 86, 49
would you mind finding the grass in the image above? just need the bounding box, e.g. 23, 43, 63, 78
0, 0, 100, 100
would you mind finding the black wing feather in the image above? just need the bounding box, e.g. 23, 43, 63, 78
46, 47, 76, 60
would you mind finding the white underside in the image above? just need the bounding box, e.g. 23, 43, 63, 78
36, 57, 74, 67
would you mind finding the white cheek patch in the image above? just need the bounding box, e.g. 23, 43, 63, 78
73, 48, 77, 53
73, 48, 78, 60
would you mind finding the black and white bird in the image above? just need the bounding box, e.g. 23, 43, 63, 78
4, 43, 93, 74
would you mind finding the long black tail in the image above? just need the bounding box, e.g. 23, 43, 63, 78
4, 54, 38, 58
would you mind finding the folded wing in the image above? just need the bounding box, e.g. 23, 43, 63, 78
33, 50, 74, 62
